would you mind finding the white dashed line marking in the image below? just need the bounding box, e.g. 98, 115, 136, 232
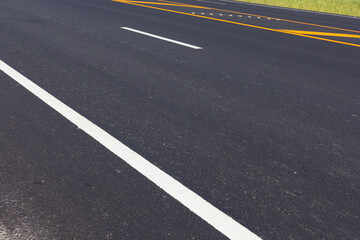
121, 27, 202, 49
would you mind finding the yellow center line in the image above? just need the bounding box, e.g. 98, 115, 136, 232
113, 0, 279, 31
124, 1, 203, 7
160, 0, 360, 34
112, 0, 360, 48
158, 0, 213, 8
281, 30, 360, 38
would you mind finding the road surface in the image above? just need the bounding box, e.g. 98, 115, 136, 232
0, 0, 359, 239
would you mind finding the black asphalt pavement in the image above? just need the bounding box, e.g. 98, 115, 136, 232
0, 0, 359, 239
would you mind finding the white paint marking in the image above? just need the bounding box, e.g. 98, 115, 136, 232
239, 15, 242, 17
0, 60, 262, 240
195, 0, 227, 5
229, 14, 232, 16
121, 27, 202, 49
201, 12, 205, 15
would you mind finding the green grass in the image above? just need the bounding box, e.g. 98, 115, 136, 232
235, 0, 360, 17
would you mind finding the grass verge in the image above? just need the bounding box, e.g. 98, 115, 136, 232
234, 0, 360, 17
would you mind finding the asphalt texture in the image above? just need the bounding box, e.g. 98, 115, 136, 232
0, 0, 360, 239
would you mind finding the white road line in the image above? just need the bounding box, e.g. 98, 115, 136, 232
121, 27, 202, 49
0, 59, 261, 240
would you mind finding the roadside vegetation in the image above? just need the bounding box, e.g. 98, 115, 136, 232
235, 0, 360, 17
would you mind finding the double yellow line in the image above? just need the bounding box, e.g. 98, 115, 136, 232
113, 0, 360, 48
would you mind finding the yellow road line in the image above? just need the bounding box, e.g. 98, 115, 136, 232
113, 0, 279, 31
281, 30, 360, 38
162, 0, 360, 34
124, 1, 202, 7
112, 0, 360, 47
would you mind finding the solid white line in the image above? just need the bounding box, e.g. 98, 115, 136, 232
0, 59, 261, 240
121, 27, 202, 49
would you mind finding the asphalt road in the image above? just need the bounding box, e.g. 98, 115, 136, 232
0, 0, 360, 239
